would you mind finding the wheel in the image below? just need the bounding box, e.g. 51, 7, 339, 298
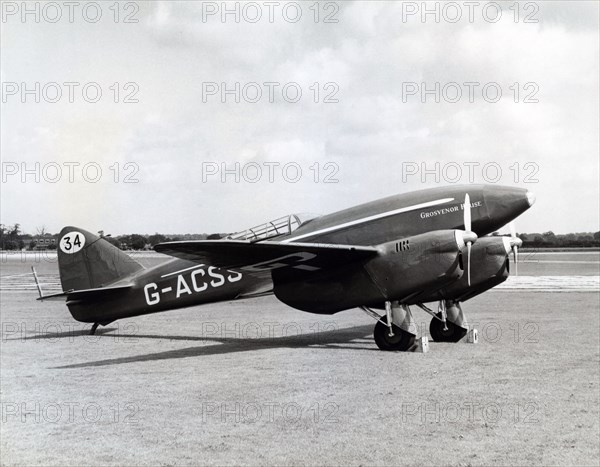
429, 313, 467, 342
374, 316, 416, 351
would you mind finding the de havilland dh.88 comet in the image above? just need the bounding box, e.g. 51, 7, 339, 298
36, 184, 535, 351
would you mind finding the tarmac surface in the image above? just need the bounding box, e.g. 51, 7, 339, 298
1, 250, 599, 465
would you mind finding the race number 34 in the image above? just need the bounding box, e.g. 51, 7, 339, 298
60, 231, 86, 254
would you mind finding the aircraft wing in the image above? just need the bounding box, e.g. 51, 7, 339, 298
154, 240, 379, 274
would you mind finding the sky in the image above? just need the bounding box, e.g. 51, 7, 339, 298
1, 0, 599, 236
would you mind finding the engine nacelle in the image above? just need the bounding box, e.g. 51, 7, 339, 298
273, 230, 466, 314
416, 236, 511, 304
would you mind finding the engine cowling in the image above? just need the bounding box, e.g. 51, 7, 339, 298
273, 229, 467, 314
415, 236, 511, 304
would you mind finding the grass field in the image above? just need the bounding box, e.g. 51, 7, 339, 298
1, 253, 599, 466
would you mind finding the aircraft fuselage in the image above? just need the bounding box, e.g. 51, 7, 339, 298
65, 184, 534, 324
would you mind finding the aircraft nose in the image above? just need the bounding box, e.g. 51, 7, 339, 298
483, 185, 534, 228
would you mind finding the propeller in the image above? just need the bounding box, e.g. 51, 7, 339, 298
453, 193, 477, 285
464, 193, 473, 286
508, 221, 523, 275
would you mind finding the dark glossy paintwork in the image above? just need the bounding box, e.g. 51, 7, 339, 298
283, 184, 530, 245
66, 258, 266, 324
274, 230, 464, 313
56, 184, 533, 323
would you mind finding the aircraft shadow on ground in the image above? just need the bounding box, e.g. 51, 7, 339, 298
5, 327, 118, 341
53, 324, 379, 369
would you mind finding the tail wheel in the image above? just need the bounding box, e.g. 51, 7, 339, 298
429, 312, 467, 342
374, 316, 416, 351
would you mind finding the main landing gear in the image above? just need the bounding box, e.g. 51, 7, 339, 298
429, 313, 468, 342
362, 301, 417, 351
363, 299, 470, 351
418, 300, 469, 343
374, 316, 415, 351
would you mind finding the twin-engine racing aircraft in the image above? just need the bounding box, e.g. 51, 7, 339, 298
37, 184, 535, 351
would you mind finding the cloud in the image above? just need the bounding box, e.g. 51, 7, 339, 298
1, 1, 598, 234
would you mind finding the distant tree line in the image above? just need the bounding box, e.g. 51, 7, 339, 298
1, 224, 598, 250
491, 230, 600, 248
520, 231, 599, 248
111, 232, 225, 250
0, 224, 26, 250
0, 224, 227, 250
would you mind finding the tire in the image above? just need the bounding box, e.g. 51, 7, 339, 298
374, 316, 416, 351
429, 313, 468, 342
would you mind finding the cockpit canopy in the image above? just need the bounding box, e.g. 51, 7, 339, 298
227, 212, 320, 241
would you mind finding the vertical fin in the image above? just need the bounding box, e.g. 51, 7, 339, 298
57, 227, 144, 291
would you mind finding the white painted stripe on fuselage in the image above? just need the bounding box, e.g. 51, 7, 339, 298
161, 264, 204, 278
282, 197, 455, 243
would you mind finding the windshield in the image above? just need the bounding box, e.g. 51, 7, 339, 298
227, 212, 320, 241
